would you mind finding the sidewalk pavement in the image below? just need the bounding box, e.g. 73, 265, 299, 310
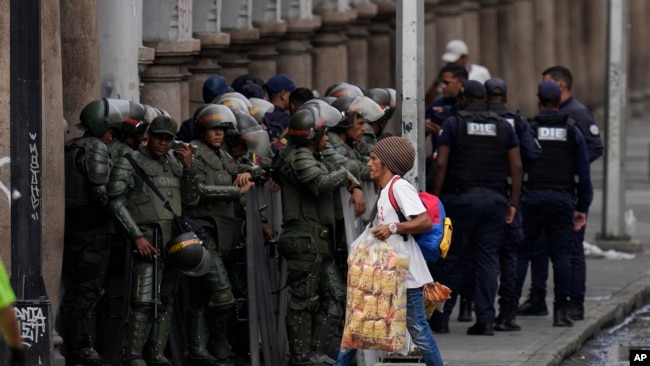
429, 116, 650, 366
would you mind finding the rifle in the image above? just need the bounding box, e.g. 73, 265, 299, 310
152, 227, 161, 320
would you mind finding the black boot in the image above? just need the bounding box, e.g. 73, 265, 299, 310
494, 312, 521, 332
516, 295, 548, 316
429, 313, 449, 334
467, 322, 494, 336
567, 298, 584, 321
457, 297, 473, 322
553, 306, 574, 327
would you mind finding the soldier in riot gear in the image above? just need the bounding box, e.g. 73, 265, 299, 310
364, 88, 397, 142
182, 104, 260, 366
106, 116, 196, 366
61, 98, 123, 366
106, 100, 147, 162
272, 104, 364, 366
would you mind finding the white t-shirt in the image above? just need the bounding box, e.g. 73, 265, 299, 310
373, 176, 433, 289
468, 63, 491, 84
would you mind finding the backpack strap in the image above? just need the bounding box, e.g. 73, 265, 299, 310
387, 176, 408, 240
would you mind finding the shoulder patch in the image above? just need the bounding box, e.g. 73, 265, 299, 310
589, 124, 600, 136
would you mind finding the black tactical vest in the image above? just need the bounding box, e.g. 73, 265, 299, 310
526, 114, 576, 190
446, 110, 509, 187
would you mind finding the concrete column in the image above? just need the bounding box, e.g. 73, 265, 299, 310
250, 0, 287, 81
220, 0, 261, 83
478, 0, 501, 77
311, 6, 356, 95
532, 0, 556, 78
462, 0, 481, 63
511, 0, 536, 116
42, 0, 66, 326
568, 0, 589, 106
0, 0, 7, 236
432, 1, 464, 66
367, 2, 396, 89
98, 0, 142, 100
141, 0, 200, 123
583, 0, 607, 112
60, 0, 101, 137
347, 2, 377, 89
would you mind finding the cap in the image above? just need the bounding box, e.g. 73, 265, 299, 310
537, 81, 562, 104
240, 83, 266, 99
461, 80, 487, 100
265, 74, 297, 94
232, 74, 265, 93
149, 115, 178, 137
202, 76, 234, 103
485, 78, 508, 97
442, 40, 469, 63
371, 136, 415, 177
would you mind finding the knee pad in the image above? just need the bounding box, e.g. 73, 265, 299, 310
208, 289, 235, 310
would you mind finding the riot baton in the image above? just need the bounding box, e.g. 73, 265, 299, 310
152, 228, 160, 320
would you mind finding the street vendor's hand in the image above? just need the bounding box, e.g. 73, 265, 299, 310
350, 187, 366, 217
371, 224, 392, 241
133, 236, 159, 261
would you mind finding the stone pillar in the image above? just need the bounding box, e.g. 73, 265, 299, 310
511, 0, 536, 116
532, 0, 556, 78
347, 2, 377, 89
141, 0, 200, 123
424, 0, 439, 100
311, 6, 356, 95
478, 0, 501, 77
462, 0, 481, 64
629, 0, 645, 115
220, 0, 261, 83
496, 0, 516, 94
0, 0, 8, 262
42, 0, 66, 326
250, 0, 287, 81
98, 0, 142, 100
433, 0, 464, 68
582, 0, 607, 112
568, 0, 589, 107
554, 0, 571, 68
60, 0, 101, 137
367, 2, 396, 88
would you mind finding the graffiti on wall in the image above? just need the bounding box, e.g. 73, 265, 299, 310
29, 132, 41, 221
14, 306, 47, 348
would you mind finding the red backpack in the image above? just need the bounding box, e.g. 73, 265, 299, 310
388, 177, 453, 261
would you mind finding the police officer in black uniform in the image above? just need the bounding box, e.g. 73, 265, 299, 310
516, 81, 592, 327
484, 78, 542, 331
429, 80, 522, 336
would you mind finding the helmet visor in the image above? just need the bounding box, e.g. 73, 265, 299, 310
248, 98, 274, 124
349, 96, 385, 122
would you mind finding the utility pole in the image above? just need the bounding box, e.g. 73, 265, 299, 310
5, 0, 53, 364
397, 0, 425, 191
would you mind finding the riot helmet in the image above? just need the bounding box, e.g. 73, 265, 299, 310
193, 104, 238, 140
288, 103, 340, 146
214, 92, 253, 110
166, 232, 212, 277
248, 97, 274, 124
330, 95, 385, 128
365, 88, 397, 121
228, 110, 271, 156
324, 82, 364, 98
105, 99, 146, 136
78, 98, 124, 138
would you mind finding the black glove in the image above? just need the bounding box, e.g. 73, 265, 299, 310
10, 347, 25, 366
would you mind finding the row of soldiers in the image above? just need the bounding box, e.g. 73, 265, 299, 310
62, 76, 397, 366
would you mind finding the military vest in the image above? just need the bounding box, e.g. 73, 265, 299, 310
526, 114, 577, 190
446, 110, 509, 187
183, 141, 236, 227
126, 150, 184, 225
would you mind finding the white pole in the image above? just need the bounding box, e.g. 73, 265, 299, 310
396, 0, 425, 191
602, 0, 629, 237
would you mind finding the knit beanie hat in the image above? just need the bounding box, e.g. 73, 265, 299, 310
371, 136, 415, 177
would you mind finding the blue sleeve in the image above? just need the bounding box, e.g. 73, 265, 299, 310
279, 114, 291, 130
572, 109, 603, 163
504, 121, 520, 150
516, 116, 542, 161
437, 117, 457, 148
176, 118, 194, 143
573, 128, 593, 212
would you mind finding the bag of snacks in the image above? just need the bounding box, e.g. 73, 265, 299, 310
341, 228, 410, 354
